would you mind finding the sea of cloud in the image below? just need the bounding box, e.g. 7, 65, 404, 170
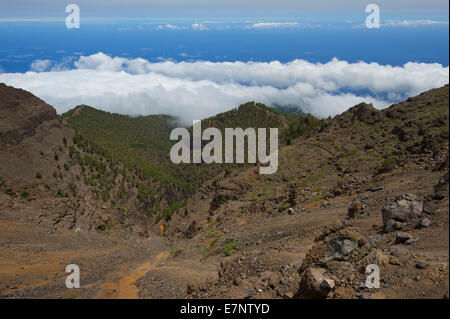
0, 52, 448, 125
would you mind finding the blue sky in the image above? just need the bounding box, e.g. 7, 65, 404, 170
0, 0, 448, 20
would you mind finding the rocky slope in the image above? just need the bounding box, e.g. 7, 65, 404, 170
156, 84, 449, 299
0, 84, 152, 238
0, 83, 448, 299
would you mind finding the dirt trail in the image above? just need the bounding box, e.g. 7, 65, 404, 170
95, 251, 169, 299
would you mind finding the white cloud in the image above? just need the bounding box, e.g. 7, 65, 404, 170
30, 59, 53, 72
247, 22, 299, 29
384, 19, 449, 27
157, 24, 182, 30
353, 19, 449, 28
1, 52, 448, 125
191, 23, 207, 30
156, 23, 207, 31
30, 57, 77, 72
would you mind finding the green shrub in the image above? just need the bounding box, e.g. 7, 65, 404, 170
155, 201, 184, 223
35, 172, 42, 179
207, 230, 221, 238
69, 183, 77, 196
170, 248, 183, 257
381, 157, 396, 171
207, 220, 217, 227
20, 190, 30, 198
105, 221, 115, 230
116, 205, 127, 212
223, 241, 240, 256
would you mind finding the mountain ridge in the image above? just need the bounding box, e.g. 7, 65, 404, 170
0, 82, 448, 299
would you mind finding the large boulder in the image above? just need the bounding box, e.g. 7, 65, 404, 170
298, 267, 334, 299
395, 232, 412, 244
382, 194, 423, 225
297, 225, 394, 299
321, 228, 363, 263
323, 238, 358, 262
300, 226, 364, 272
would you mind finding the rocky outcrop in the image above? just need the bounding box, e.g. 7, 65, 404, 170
382, 194, 423, 228
334, 102, 381, 128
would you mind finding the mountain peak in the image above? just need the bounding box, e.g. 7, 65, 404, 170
0, 83, 58, 147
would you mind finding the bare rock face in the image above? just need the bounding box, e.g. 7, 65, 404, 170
0, 83, 59, 147
382, 194, 423, 225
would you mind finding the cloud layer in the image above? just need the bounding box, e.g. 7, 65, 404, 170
0, 52, 448, 124
384, 19, 449, 27
246, 22, 300, 29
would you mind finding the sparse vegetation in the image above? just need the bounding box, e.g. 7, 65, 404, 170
381, 157, 397, 172
69, 183, 77, 196
20, 190, 30, 198
170, 248, 183, 257
155, 201, 185, 223
223, 241, 240, 256
0, 82, 449, 299
116, 205, 127, 212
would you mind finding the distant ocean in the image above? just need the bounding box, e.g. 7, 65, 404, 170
0, 20, 448, 73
